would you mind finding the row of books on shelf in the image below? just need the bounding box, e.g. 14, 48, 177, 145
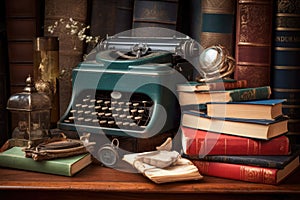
177, 80, 300, 185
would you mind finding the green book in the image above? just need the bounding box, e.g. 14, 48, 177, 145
178, 86, 271, 106
0, 147, 92, 176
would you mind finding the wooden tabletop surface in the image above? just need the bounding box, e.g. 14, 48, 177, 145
1, 163, 300, 196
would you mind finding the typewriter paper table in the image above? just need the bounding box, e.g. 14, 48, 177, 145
0, 164, 300, 200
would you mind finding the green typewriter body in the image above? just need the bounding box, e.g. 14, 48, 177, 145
58, 36, 199, 142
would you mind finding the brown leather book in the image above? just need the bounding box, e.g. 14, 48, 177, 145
234, 0, 273, 88
200, 0, 236, 55
132, 0, 180, 37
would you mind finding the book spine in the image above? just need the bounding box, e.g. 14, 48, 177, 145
229, 86, 271, 102
192, 160, 278, 184
182, 0, 202, 42
271, 0, 300, 136
182, 127, 290, 156
5, 0, 44, 93
234, 0, 273, 88
115, 0, 134, 34
206, 80, 248, 91
132, 0, 179, 36
200, 0, 236, 55
200, 155, 284, 169
85, 0, 119, 53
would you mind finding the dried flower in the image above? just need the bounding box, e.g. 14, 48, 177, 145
47, 18, 100, 51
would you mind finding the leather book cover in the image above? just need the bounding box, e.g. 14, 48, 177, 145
181, 127, 290, 156
192, 152, 300, 184
86, 0, 117, 53
271, 0, 300, 136
194, 149, 299, 169
234, 0, 273, 88
200, 0, 236, 55
115, 0, 134, 34
132, 0, 179, 36
87, 0, 133, 51
179, 0, 202, 42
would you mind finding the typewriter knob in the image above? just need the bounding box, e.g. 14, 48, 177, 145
97, 138, 120, 167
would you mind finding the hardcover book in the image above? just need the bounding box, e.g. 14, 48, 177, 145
132, 0, 179, 36
0, 147, 92, 176
271, 0, 300, 136
206, 99, 286, 120
176, 79, 248, 92
181, 110, 288, 140
193, 148, 300, 169
192, 152, 300, 185
181, 127, 291, 156
177, 86, 271, 106
115, 0, 134, 34
200, 0, 236, 55
234, 0, 273, 88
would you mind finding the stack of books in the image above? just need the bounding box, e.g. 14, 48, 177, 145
177, 80, 300, 185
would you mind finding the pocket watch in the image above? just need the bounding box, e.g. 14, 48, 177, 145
97, 138, 119, 167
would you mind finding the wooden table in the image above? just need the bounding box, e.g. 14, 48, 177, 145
0, 164, 300, 200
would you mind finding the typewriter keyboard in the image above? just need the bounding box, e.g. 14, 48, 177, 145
63, 90, 154, 130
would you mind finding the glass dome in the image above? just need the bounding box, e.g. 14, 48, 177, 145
7, 75, 52, 146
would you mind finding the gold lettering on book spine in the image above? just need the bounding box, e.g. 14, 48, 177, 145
276, 15, 300, 31
197, 162, 210, 173
202, 0, 235, 14
240, 89, 255, 100
278, 0, 300, 14
200, 32, 233, 53
142, 3, 168, 22
241, 166, 274, 184
239, 3, 272, 44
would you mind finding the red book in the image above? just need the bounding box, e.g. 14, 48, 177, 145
182, 127, 290, 156
192, 155, 300, 185
234, 0, 273, 88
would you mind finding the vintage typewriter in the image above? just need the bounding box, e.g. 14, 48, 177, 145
57, 35, 200, 141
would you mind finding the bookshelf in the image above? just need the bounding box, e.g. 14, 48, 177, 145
5, 0, 44, 95
0, 0, 9, 147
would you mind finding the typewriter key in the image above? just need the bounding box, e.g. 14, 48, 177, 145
97, 138, 119, 167
111, 91, 122, 99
